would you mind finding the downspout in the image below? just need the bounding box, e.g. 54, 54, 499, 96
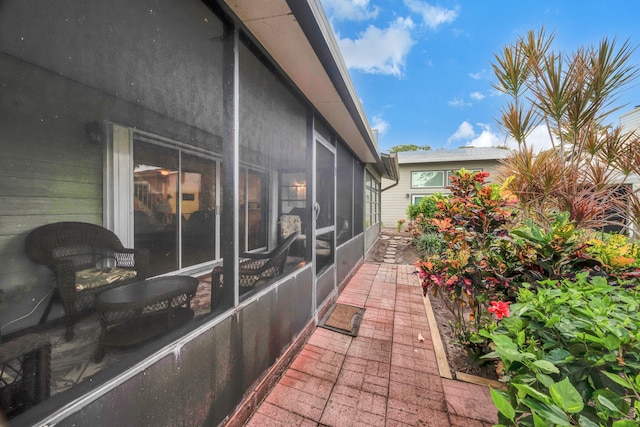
381, 178, 399, 192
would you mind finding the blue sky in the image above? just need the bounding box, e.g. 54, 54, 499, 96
319, 0, 640, 152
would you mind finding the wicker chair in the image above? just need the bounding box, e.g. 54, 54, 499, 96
25, 222, 149, 341
210, 231, 299, 309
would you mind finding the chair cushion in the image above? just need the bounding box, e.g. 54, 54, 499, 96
280, 215, 301, 238
75, 268, 137, 291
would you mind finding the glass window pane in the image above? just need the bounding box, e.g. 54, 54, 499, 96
134, 141, 179, 276
411, 171, 445, 188
316, 231, 334, 275
181, 153, 216, 267
280, 171, 307, 259
239, 172, 246, 254
247, 170, 268, 251
353, 162, 364, 234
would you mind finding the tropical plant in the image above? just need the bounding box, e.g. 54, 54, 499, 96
493, 28, 640, 236
415, 169, 519, 356
414, 231, 442, 257
406, 194, 440, 221
509, 211, 594, 281
405, 194, 443, 237
586, 232, 640, 275
484, 274, 640, 426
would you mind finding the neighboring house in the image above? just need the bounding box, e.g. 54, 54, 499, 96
381, 148, 511, 227
0, 1, 397, 425
619, 105, 640, 234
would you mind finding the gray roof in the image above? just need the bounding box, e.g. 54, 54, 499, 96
397, 147, 512, 164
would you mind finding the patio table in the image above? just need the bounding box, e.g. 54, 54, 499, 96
94, 276, 199, 362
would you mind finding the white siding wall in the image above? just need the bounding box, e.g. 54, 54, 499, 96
620, 106, 640, 131
381, 159, 504, 228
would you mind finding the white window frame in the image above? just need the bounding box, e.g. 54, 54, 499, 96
105, 123, 228, 274
411, 170, 445, 188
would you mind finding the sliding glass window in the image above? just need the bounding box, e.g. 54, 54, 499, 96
133, 139, 220, 277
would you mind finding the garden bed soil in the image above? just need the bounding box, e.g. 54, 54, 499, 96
427, 294, 500, 380
369, 229, 499, 381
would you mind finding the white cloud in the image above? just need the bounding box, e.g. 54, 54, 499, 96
504, 124, 555, 152
467, 130, 503, 148
448, 122, 554, 151
448, 121, 504, 148
337, 17, 415, 76
403, 0, 459, 30
470, 91, 485, 101
448, 121, 475, 142
321, 0, 379, 21
447, 97, 471, 109
371, 114, 390, 136
468, 69, 489, 80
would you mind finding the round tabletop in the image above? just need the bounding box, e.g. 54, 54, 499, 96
96, 275, 199, 307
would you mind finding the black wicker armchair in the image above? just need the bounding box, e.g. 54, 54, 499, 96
25, 222, 149, 341
210, 231, 299, 309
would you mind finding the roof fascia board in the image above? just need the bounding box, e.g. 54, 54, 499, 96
285, 0, 381, 163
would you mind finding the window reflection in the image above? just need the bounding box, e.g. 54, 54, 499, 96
134, 140, 220, 276
280, 171, 307, 259
182, 154, 217, 267
239, 169, 268, 253
315, 231, 335, 275
365, 171, 380, 229
134, 141, 179, 275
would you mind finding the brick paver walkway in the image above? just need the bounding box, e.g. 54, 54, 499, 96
245, 263, 498, 426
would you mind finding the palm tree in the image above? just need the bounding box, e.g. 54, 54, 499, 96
493, 28, 640, 235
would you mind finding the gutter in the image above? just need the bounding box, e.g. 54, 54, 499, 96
380, 152, 399, 191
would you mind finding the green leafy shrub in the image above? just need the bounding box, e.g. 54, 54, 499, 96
405, 194, 442, 238
406, 194, 439, 220
484, 274, 640, 426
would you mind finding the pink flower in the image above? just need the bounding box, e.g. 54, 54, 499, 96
488, 301, 510, 320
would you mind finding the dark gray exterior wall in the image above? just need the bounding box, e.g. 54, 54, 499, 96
336, 236, 364, 288
17, 267, 314, 426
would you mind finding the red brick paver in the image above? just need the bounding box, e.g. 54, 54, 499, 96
244, 263, 499, 426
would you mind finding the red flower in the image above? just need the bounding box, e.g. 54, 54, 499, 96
473, 171, 490, 183
488, 301, 510, 320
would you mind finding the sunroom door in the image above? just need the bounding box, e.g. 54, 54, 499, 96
314, 134, 335, 307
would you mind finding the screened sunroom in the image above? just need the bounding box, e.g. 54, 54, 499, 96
0, 0, 397, 425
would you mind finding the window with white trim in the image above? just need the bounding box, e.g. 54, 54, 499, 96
411, 170, 445, 188
365, 171, 380, 228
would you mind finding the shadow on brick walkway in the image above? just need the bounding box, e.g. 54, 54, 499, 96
244, 263, 499, 426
